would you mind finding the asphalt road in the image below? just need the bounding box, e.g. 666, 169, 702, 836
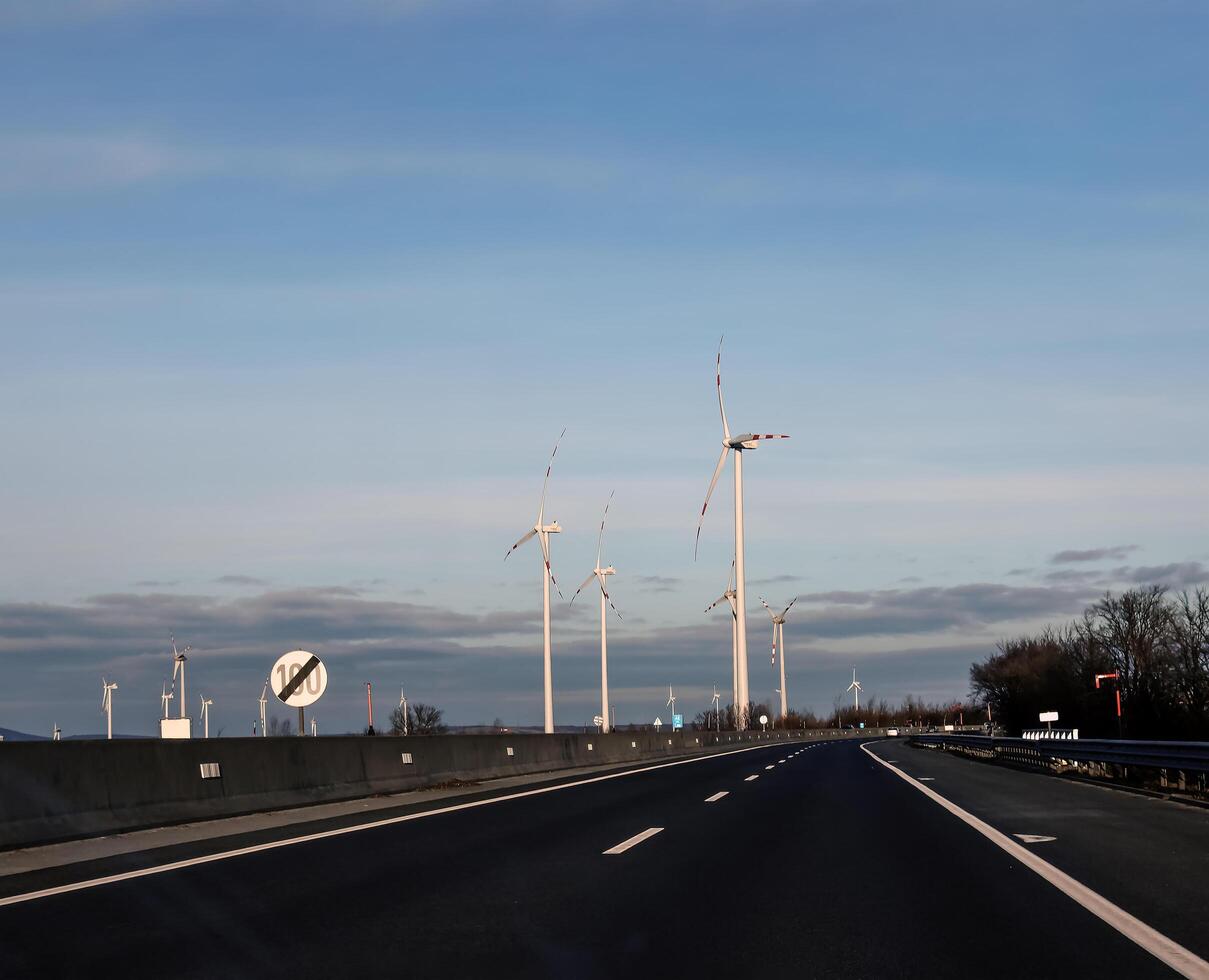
1, 737, 1205, 978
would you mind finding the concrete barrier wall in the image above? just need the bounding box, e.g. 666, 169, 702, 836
0, 728, 878, 850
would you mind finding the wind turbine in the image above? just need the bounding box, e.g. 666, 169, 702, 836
200, 695, 213, 738
101, 678, 117, 740
571, 492, 621, 734
258, 680, 268, 737
711, 685, 721, 732
847, 667, 864, 713
760, 596, 799, 722
667, 686, 677, 729
170, 636, 191, 719
398, 687, 410, 735
504, 428, 566, 734
160, 682, 174, 720
695, 338, 790, 730
705, 559, 739, 721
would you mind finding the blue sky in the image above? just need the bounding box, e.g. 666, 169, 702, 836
1, 0, 1205, 736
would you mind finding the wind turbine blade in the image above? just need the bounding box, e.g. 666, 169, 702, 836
596, 490, 614, 566
743, 433, 791, 442
504, 527, 537, 561
539, 532, 562, 598
781, 596, 799, 620
601, 584, 623, 621
715, 336, 731, 442
727, 557, 735, 591
694, 445, 730, 559
705, 593, 731, 613
770, 619, 777, 665
570, 572, 597, 605
759, 596, 776, 619
536, 427, 566, 525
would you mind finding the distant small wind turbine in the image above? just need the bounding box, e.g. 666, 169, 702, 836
101, 678, 118, 740
161, 682, 174, 719
200, 695, 213, 739
571, 491, 621, 734
705, 559, 740, 718
398, 687, 409, 735
760, 596, 799, 723
847, 667, 864, 713
667, 686, 677, 729
505, 428, 566, 734
695, 338, 790, 730
258, 679, 269, 738
711, 685, 721, 732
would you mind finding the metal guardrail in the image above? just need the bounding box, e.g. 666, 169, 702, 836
911, 733, 1209, 775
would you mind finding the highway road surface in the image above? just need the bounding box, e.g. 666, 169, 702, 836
2, 737, 1208, 978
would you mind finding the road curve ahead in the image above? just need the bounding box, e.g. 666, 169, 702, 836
1, 737, 1205, 979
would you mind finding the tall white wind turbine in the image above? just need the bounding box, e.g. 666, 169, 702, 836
571, 492, 621, 734
760, 596, 799, 722
200, 695, 213, 738
667, 686, 677, 728
505, 429, 566, 734
101, 678, 117, 740
170, 636, 190, 719
705, 559, 739, 721
696, 339, 789, 730
847, 667, 864, 713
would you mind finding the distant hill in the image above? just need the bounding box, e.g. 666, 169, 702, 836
0, 726, 46, 741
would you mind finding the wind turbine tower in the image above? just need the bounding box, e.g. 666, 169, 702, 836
571, 492, 622, 734
847, 667, 864, 713
761, 596, 799, 722
505, 429, 566, 734
696, 339, 790, 730
101, 678, 117, 740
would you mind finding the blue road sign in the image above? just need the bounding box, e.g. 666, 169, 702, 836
672, 713, 683, 731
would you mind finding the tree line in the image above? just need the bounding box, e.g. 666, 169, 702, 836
691, 696, 981, 732
970, 587, 1209, 739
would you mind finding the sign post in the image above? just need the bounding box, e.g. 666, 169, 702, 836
270, 650, 328, 736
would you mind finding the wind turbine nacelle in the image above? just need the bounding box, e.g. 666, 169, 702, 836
600, 565, 616, 575
543, 521, 563, 533
727, 435, 759, 450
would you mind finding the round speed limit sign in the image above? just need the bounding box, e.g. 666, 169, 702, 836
271, 649, 328, 708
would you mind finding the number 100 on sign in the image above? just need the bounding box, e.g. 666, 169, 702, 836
271, 649, 328, 708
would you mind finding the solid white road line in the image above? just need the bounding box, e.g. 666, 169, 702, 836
0, 739, 806, 908
603, 827, 664, 855
745, 775, 760, 782
704, 791, 729, 803
861, 742, 1209, 980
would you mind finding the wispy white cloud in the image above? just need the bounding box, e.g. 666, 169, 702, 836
3, 131, 1204, 218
